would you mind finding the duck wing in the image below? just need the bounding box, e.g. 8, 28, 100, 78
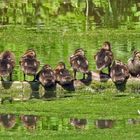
70, 55, 88, 73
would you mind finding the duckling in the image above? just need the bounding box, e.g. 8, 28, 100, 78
110, 60, 129, 84
19, 49, 40, 81
0, 114, 16, 129
0, 51, 15, 81
128, 51, 140, 77
70, 48, 89, 80
20, 115, 37, 130
37, 64, 56, 87
94, 41, 113, 75
54, 62, 73, 85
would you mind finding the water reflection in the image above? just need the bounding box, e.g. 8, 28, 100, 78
69, 118, 87, 129
128, 118, 140, 125
0, 114, 16, 129
95, 119, 115, 129
1, 114, 140, 131
29, 81, 40, 99
20, 115, 38, 130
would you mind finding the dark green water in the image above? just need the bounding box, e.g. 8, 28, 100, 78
0, 1, 140, 139
0, 28, 140, 81
0, 114, 139, 132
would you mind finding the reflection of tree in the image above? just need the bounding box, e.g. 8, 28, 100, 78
107, 0, 134, 27
57, 0, 74, 15
84, 0, 104, 24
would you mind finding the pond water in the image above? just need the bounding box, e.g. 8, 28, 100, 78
0, 114, 140, 132
0, 28, 140, 81
0, 1, 140, 138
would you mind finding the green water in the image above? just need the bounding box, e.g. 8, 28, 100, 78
0, 0, 140, 139
0, 27, 140, 81
0, 92, 140, 140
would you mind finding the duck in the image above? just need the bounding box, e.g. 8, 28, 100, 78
19, 49, 40, 81
94, 41, 113, 75
70, 48, 89, 80
110, 60, 129, 84
37, 64, 56, 87
20, 115, 37, 130
127, 51, 140, 77
54, 62, 73, 85
0, 51, 15, 81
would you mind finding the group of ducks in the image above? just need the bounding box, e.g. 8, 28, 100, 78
0, 41, 140, 87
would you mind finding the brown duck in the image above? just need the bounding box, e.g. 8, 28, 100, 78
110, 60, 129, 84
128, 51, 140, 77
94, 41, 113, 75
19, 49, 40, 81
70, 48, 89, 80
37, 64, 56, 87
0, 51, 15, 81
54, 62, 73, 85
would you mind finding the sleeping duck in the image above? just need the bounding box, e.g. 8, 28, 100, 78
128, 51, 140, 77
37, 64, 56, 87
0, 51, 15, 81
70, 48, 89, 80
94, 41, 113, 75
110, 60, 129, 84
19, 49, 40, 81
20, 115, 37, 130
54, 62, 73, 85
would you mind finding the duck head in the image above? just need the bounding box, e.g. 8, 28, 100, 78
42, 64, 52, 70
102, 41, 111, 51
55, 62, 66, 70
74, 48, 85, 56
133, 51, 140, 60
22, 49, 36, 58
0, 51, 15, 60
